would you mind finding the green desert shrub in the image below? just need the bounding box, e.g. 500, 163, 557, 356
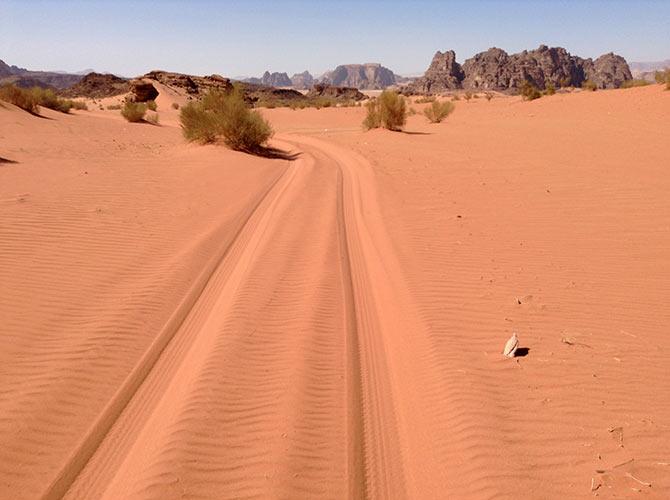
362, 99, 381, 130
70, 100, 88, 110
544, 82, 556, 95
0, 84, 39, 113
121, 101, 147, 122
582, 80, 597, 91
146, 100, 157, 111
621, 79, 650, 89
423, 100, 455, 123
180, 86, 273, 151
520, 81, 542, 100
378, 90, 407, 131
30, 87, 73, 113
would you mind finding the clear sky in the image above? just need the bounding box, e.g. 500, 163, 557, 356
2, 0, 669, 77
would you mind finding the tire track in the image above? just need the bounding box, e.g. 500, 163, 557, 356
41, 162, 294, 500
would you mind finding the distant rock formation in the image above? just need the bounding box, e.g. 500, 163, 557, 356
259, 71, 292, 87
291, 71, 314, 89
243, 71, 292, 87
0, 59, 83, 89
320, 63, 396, 90
306, 84, 366, 101
60, 72, 129, 98
406, 45, 633, 93
143, 71, 233, 95
629, 59, 670, 76
409, 50, 464, 93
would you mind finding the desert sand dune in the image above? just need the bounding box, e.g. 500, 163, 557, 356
1, 85, 669, 499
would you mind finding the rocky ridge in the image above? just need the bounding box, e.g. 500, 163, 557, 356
407, 45, 632, 93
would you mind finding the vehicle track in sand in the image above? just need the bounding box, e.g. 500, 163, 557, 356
46, 135, 437, 500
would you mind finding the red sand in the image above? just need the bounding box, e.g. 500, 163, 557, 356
1, 85, 669, 499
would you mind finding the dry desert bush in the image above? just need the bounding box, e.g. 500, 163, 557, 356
0, 84, 85, 114
121, 101, 147, 122
544, 82, 556, 95
520, 81, 542, 100
0, 84, 39, 113
363, 90, 407, 131
146, 100, 157, 111
582, 80, 597, 91
415, 95, 436, 104
621, 79, 650, 88
423, 100, 455, 123
180, 86, 273, 151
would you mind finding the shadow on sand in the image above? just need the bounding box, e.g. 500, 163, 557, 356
0, 157, 18, 164
248, 146, 301, 161
515, 347, 530, 357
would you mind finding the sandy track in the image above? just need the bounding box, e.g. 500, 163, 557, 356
49, 136, 416, 499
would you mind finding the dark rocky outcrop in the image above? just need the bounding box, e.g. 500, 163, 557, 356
320, 63, 395, 90
405, 45, 632, 94
142, 71, 233, 95
409, 50, 464, 93
290, 71, 314, 89
582, 53, 633, 89
60, 72, 129, 98
129, 80, 159, 102
306, 84, 366, 101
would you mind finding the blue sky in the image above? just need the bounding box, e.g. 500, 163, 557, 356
2, 1, 669, 77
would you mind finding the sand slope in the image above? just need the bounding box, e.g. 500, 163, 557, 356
1, 85, 669, 499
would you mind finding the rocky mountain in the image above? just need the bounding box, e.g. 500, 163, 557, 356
320, 63, 396, 90
406, 45, 633, 93
630, 59, 670, 76
290, 71, 314, 89
59, 72, 129, 98
0, 59, 83, 89
409, 50, 464, 93
243, 71, 292, 87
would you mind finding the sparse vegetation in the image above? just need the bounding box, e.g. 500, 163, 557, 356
376, 90, 407, 131
0, 84, 85, 114
582, 80, 597, 91
70, 100, 88, 110
362, 98, 381, 130
30, 87, 76, 113
621, 79, 650, 89
0, 84, 39, 113
423, 100, 455, 123
121, 101, 147, 122
484, 92, 493, 101
463, 91, 473, 102
180, 86, 273, 152
520, 81, 542, 101
544, 83, 556, 95
654, 69, 670, 90
407, 107, 417, 116
415, 96, 436, 104
559, 77, 571, 88
107, 104, 121, 110
452, 94, 460, 101
146, 100, 157, 111
171, 102, 180, 110
363, 91, 408, 131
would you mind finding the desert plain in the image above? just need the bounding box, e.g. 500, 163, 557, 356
1, 83, 669, 499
